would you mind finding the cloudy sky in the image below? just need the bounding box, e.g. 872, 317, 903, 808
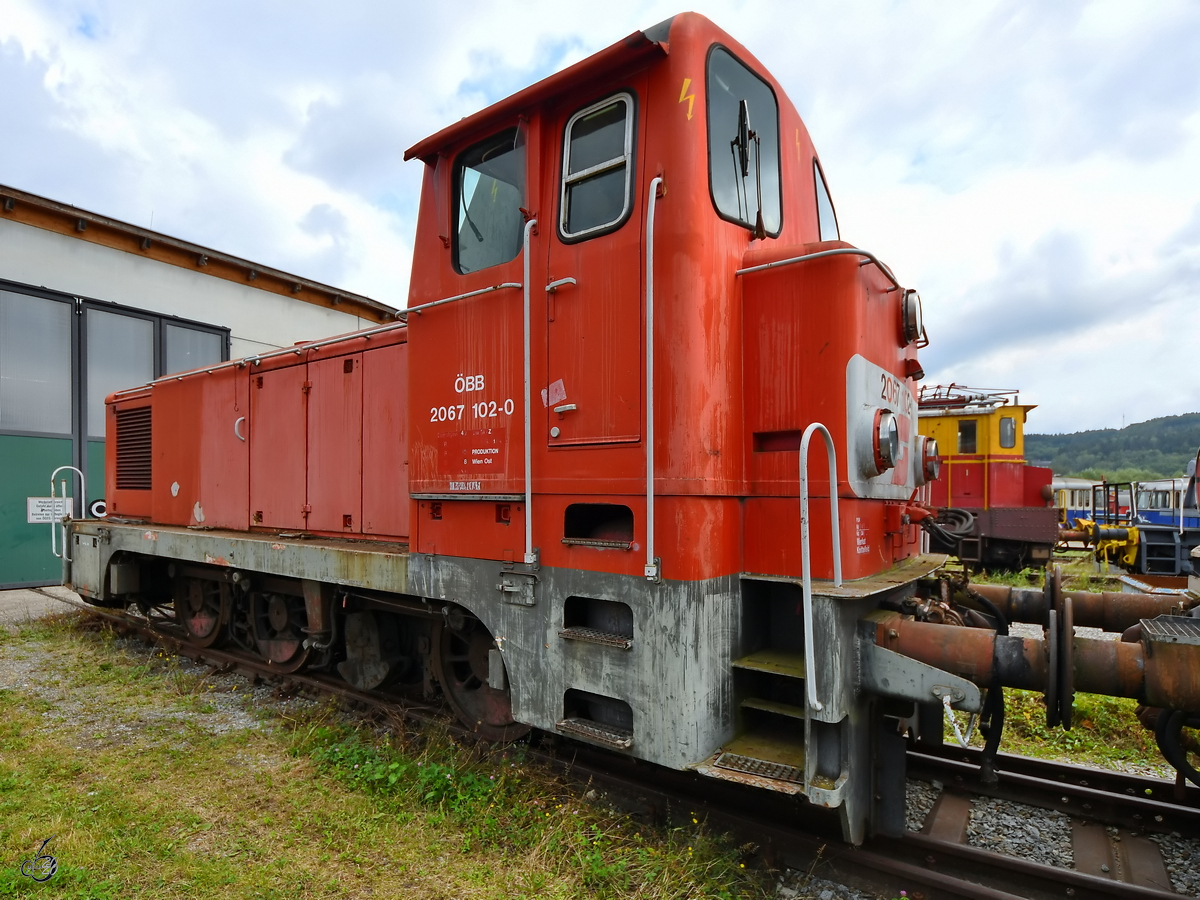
2, 1, 1197, 434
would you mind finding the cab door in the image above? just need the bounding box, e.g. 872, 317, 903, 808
544, 84, 644, 446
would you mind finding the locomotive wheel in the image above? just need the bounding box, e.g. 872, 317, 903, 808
249, 591, 311, 673
175, 578, 229, 648
433, 613, 529, 742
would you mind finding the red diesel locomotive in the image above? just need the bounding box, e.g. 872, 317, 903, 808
64, 13, 1200, 842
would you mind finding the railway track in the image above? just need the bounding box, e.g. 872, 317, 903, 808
44, 593, 1196, 899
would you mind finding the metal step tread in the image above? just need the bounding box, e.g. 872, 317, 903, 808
740, 697, 805, 719
558, 627, 633, 649
556, 717, 633, 750
731, 648, 806, 678
715, 752, 804, 784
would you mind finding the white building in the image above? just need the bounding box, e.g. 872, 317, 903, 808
0, 184, 396, 587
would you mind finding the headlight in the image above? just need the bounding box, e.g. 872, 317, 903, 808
914, 436, 940, 486
874, 409, 899, 471
902, 290, 924, 345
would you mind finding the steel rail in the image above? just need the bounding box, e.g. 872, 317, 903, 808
45, 596, 1193, 899
908, 745, 1200, 837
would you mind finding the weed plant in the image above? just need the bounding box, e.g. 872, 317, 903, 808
288, 709, 762, 897
0, 613, 769, 899
969, 555, 1122, 593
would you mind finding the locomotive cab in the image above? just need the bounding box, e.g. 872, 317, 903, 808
399, 13, 934, 841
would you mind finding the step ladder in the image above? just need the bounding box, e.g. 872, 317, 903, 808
713, 423, 843, 790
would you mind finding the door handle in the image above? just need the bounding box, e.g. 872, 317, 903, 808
234, 416, 246, 441
545, 277, 577, 293
554, 403, 577, 417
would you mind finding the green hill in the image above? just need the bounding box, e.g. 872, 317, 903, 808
1026, 413, 1200, 480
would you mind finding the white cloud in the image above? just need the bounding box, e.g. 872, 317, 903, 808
0, 0, 1196, 431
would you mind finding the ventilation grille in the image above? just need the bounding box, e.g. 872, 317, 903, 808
115, 406, 152, 490
1141, 615, 1200, 646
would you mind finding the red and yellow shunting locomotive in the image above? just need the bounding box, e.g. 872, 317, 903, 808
65, 14, 1200, 842
918, 385, 1058, 569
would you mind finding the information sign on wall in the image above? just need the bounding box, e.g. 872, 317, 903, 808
26, 497, 74, 524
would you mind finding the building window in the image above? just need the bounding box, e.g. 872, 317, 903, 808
86, 309, 154, 439
999, 416, 1016, 449
453, 127, 526, 274
814, 160, 839, 241
559, 93, 635, 240
165, 323, 223, 375
707, 46, 781, 236
0, 291, 72, 435
958, 419, 977, 454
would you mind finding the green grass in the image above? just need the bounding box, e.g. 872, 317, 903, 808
1001, 690, 1161, 768
953, 560, 1169, 773
942, 689, 1166, 774
0, 614, 767, 899
970, 554, 1124, 593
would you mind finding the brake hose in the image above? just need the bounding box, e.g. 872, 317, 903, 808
964, 584, 1008, 785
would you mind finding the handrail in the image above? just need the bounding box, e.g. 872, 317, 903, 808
522, 221, 537, 565
112, 283, 522, 397
799, 423, 842, 713
644, 177, 663, 582
403, 282, 523, 317
49, 465, 86, 562
736, 247, 903, 293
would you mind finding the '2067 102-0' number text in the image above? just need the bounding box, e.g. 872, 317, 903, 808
430, 399, 514, 422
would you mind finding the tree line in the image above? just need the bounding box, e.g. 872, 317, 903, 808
1025, 412, 1200, 480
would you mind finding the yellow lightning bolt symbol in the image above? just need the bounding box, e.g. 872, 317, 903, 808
679, 77, 695, 120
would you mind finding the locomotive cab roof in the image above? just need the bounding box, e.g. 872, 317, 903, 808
405, 17, 675, 165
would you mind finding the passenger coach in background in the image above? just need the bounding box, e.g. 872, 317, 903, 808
62, 13, 1200, 844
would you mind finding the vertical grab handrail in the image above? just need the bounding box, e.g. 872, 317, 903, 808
644, 177, 663, 582
1179, 479, 1185, 537
49, 465, 86, 562
522, 219, 538, 565
799, 423, 842, 713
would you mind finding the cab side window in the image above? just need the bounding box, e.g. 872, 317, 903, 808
560, 93, 635, 240
958, 419, 978, 454
453, 128, 526, 274
707, 46, 781, 236
814, 160, 839, 241
999, 416, 1016, 449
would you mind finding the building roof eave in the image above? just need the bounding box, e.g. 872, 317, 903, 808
0, 183, 399, 323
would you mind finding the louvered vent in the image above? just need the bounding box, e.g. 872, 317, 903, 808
115, 406, 152, 490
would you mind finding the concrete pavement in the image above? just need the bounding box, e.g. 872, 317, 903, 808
0, 585, 80, 628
